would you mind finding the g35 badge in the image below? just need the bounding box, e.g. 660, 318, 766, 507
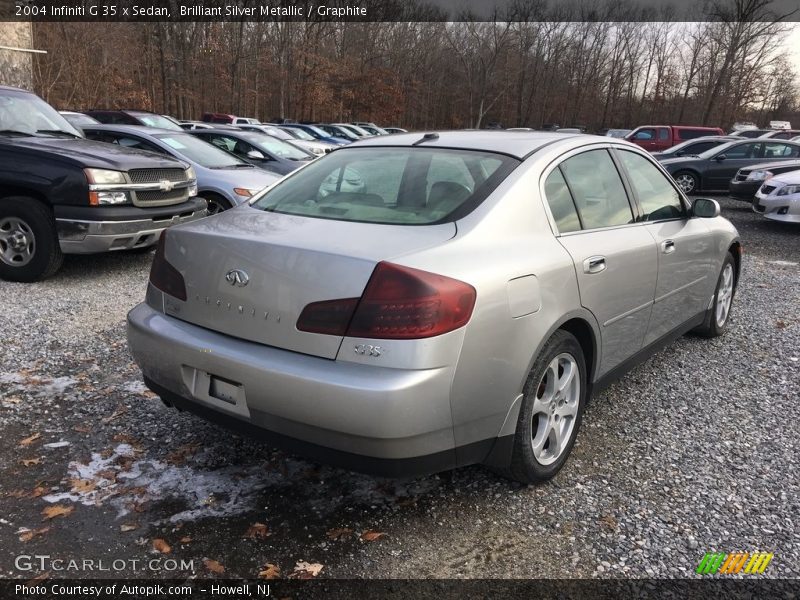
354, 344, 382, 357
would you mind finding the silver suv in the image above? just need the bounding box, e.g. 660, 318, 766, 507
127, 132, 740, 483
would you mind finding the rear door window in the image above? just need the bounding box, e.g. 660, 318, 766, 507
558, 150, 634, 229
763, 142, 799, 158
543, 168, 581, 233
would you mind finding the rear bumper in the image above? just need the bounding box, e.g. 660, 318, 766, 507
56, 198, 207, 254
126, 302, 475, 476
729, 179, 761, 200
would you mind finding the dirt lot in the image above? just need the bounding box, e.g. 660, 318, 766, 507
1, 197, 798, 581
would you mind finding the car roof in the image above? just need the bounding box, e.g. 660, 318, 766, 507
348, 130, 589, 159
81, 124, 182, 136
0, 85, 29, 93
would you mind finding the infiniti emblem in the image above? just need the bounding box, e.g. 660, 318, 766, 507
225, 269, 250, 287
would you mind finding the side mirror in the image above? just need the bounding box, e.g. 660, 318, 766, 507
693, 198, 720, 218
246, 150, 266, 160
715, 154, 726, 162
676, 151, 685, 157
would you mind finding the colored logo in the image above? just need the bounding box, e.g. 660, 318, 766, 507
696, 552, 774, 575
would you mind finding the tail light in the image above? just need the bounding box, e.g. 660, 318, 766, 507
149, 232, 187, 301
297, 262, 476, 340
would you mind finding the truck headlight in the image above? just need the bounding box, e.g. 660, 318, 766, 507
185, 167, 198, 197
776, 184, 800, 196
84, 168, 126, 184
746, 170, 772, 181
89, 191, 130, 205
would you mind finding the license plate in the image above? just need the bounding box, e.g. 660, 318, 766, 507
209, 376, 241, 405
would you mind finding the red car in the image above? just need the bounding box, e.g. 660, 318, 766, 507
626, 125, 725, 152
201, 112, 236, 124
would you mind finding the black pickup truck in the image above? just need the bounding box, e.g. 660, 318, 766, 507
0, 86, 207, 282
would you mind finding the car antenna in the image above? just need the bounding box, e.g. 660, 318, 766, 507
412, 132, 439, 146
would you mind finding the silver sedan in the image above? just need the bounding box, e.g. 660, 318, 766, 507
127, 132, 741, 483
753, 169, 800, 223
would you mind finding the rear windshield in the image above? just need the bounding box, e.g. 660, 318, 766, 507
251, 147, 518, 225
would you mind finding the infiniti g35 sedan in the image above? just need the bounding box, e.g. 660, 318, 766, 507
127, 132, 741, 484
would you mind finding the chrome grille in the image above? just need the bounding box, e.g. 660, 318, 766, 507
135, 189, 188, 206
129, 169, 187, 184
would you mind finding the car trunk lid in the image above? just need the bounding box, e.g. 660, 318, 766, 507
160, 205, 456, 358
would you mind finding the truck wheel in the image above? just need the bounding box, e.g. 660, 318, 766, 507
0, 197, 63, 282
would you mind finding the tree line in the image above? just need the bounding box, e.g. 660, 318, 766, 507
31, 0, 799, 130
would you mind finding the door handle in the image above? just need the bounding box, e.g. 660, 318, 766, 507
583, 256, 606, 274
661, 239, 676, 254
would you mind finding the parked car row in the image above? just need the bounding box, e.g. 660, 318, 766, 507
528, 119, 800, 225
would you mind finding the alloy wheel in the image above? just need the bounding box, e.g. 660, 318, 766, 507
530, 353, 581, 466
715, 263, 734, 327
674, 174, 696, 194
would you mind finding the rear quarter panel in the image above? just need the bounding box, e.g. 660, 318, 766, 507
389, 154, 594, 454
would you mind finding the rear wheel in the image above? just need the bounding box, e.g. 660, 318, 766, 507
694, 252, 736, 338
673, 171, 699, 194
0, 197, 63, 282
503, 330, 587, 484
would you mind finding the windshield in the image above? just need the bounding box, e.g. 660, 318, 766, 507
62, 113, 100, 127
260, 126, 293, 140
239, 131, 312, 160
667, 138, 704, 153
0, 90, 82, 137
697, 142, 736, 159
252, 147, 518, 225
343, 124, 370, 136
282, 127, 314, 141
132, 113, 182, 131
298, 125, 329, 139
154, 133, 249, 168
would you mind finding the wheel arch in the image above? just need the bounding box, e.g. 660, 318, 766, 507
0, 186, 52, 208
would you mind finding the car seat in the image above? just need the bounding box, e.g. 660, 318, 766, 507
427, 181, 472, 213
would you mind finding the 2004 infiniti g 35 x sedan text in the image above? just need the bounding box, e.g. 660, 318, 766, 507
127, 132, 741, 484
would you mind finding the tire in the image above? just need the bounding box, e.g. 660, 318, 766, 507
502, 330, 587, 484
0, 197, 63, 282
673, 171, 699, 194
203, 194, 231, 215
694, 252, 736, 338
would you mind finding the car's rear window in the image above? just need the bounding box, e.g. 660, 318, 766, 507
251, 147, 519, 225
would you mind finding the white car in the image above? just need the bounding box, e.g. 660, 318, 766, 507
754, 169, 800, 223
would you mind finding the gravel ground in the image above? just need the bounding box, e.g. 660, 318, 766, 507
0, 197, 798, 581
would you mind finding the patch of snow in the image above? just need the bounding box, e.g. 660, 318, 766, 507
44, 441, 71, 449
122, 380, 149, 395
43, 443, 273, 523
